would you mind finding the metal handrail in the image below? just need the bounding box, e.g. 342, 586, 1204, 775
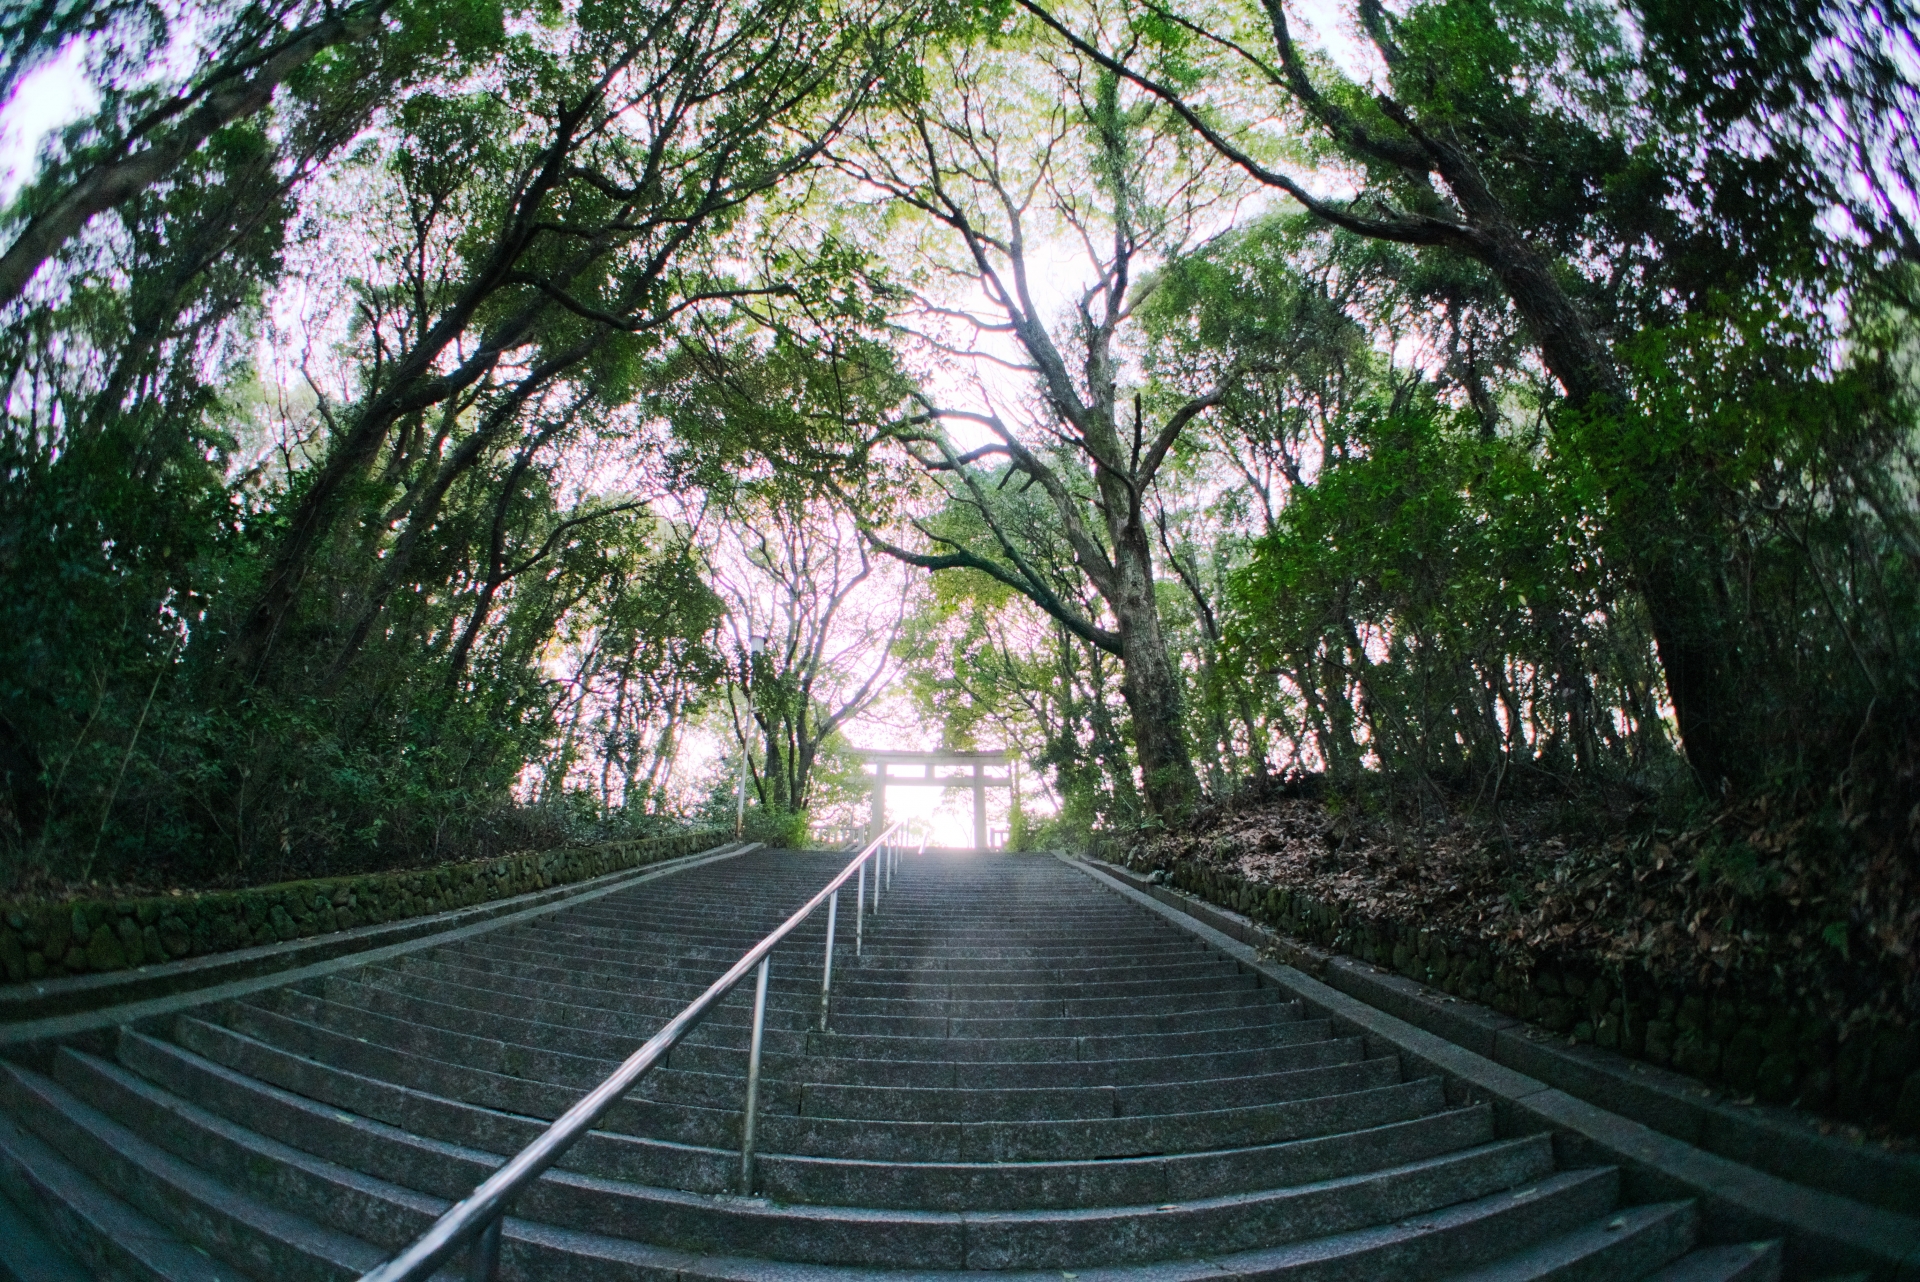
359, 822, 911, 1282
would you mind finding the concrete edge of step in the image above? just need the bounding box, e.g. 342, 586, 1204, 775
0, 1143, 95, 1282
0, 842, 762, 1056
1061, 853, 1920, 1282
1072, 855, 1920, 1217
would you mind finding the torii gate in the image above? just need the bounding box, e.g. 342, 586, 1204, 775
855, 749, 1014, 850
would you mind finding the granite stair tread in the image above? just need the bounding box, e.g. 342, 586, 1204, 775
0, 847, 1839, 1278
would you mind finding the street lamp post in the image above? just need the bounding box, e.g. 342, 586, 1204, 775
735, 633, 768, 839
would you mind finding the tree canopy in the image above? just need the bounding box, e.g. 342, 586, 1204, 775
1, 0, 1914, 894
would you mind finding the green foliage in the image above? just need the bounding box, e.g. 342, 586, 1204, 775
0, 0, 914, 890
3, 0, 1916, 894
1225, 389, 1672, 793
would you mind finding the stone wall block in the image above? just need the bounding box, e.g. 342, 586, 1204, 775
2, 829, 716, 983
0, 930, 24, 982
1722, 1027, 1764, 1093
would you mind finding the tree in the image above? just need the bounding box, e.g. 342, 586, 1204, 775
0, 0, 475, 307
539, 526, 724, 814
225, 0, 910, 687
896, 492, 1149, 836
830, 31, 1249, 819
1017, 0, 1887, 792
710, 494, 905, 817
0, 0, 925, 885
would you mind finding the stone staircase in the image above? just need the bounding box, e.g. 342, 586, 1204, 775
0, 849, 1792, 1279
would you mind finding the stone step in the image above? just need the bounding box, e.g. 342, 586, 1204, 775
758, 1107, 1502, 1211
490, 930, 1214, 969
120, 1028, 1491, 1210
1441, 1201, 1696, 1279
430, 935, 1249, 987
307, 969, 1301, 1052
0, 1061, 389, 1282
0, 1163, 94, 1282
183, 1005, 1454, 1162
392, 950, 1267, 1008
435, 939, 1240, 994
788, 1054, 1386, 1123
676, 1029, 1355, 1088
804, 1011, 1318, 1063
361, 956, 1279, 1028
0, 1109, 252, 1282
46, 1043, 1562, 1270
461, 1166, 1626, 1281
0, 1086, 1623, 1282
194, 1002, 1339, 1095
234, 984, 1330, 1108
1640, 1242, 1784, 1282
0, 847, 1782, 1280
546, 900, 1164, 930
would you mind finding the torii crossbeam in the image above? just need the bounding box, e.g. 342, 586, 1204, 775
853, 749, 1014, 851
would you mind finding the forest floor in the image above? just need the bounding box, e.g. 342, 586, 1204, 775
1125, 773, 1920, 1143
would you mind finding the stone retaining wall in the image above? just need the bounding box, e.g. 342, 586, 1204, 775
1136, 854, 1920, 1133
0, 829, 722, 984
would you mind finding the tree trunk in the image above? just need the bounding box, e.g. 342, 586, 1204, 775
1109, 531, 1200, 821
1440, 168, 1752, 793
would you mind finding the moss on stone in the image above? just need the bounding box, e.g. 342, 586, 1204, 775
1, 828, 721, 986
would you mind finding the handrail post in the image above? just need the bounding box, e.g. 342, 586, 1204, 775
738, 956, 771, 1194
855, 862, 864, 956
874, 846, 882, 914
465, 1214, 501, 1282
819, 889, 837, 1031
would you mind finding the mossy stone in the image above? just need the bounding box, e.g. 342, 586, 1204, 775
1875, 1027, 1920, 1085
68, 907, 89, 946
0, 930, 26, 982
141, 924, 162, 963
158, 917, 191, 957
1672, 1029, 1718, 1079
1628, 1013, 1658, 1067
1709, 999, 1740, 1043
113, 916, 141, 965
86, 928, 126, 972
1756, 1052, 1798, 1104
62, 945, 86, 972
1896, 1071, 1920, 1133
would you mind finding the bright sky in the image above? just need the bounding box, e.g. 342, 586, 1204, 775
0, 46, 96, 204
